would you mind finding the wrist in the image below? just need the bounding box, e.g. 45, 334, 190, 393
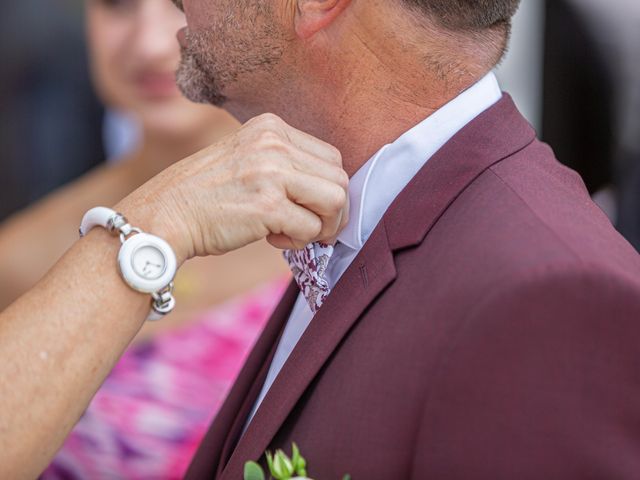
80, 206, 180, 321
112, 197, 193, 267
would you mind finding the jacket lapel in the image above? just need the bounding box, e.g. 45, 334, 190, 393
220, 222, 397, 480
184, 282, 300, 480
383, 94, 536, 250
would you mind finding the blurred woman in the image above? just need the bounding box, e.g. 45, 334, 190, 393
0, 0, 288, 478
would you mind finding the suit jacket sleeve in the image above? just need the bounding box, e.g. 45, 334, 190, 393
411, 264, 640, 479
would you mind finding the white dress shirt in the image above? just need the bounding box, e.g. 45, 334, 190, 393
245, 72, 503, 428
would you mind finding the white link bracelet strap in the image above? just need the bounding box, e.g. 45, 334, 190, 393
80, 207, 177, 321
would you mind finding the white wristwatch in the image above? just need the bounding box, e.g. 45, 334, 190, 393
79, 207, 177, 321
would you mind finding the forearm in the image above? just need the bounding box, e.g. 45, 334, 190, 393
0, 163, 133, 311
0, 223, 79, 312
0, 228, 150, 479
0, 113, 348, 478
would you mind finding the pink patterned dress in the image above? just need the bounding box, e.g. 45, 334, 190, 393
42, 279, 287, 480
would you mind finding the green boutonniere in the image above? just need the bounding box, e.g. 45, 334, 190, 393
244, 443, 350, 480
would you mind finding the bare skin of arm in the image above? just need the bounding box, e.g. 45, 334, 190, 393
0, 228, 152, 479
0, 162, 138, 312
0, 159, 289, 340
0, 114, 349, 479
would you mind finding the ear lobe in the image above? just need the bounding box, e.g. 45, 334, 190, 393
294, 0, 352, 39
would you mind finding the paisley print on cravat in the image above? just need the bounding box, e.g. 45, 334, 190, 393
284, 242, 335, 313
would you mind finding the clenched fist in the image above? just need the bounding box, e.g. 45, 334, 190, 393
115, 113, 350, 264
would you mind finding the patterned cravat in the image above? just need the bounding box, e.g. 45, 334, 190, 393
283, 242, 335, 313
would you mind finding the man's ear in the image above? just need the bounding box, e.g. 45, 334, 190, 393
294, 0, 352, 39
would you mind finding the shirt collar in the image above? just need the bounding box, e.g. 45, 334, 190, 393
337, 72, 503, 251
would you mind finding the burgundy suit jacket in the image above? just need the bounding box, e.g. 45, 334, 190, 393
186, 96, 640, 479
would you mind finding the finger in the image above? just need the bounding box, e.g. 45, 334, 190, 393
266, 180, 350, 248
280, 123, 343, 167
284, 172, 348, 217
265, 201, 323, 247
317, 191, 350, 245
287, 149, 350, 191
246, 113, 341, 166
284, 173, 348, 240
267, 233, 306, 250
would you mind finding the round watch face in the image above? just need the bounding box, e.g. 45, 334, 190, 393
118, 233, 177, 294
131, 245, 167, 280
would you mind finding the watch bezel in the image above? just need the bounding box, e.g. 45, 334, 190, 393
117, 233, 177, 293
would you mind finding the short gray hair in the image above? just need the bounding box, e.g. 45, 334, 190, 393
402, 0, 521, 64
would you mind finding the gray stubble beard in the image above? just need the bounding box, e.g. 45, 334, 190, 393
176, 34, 228, 106
175, 4, 287, 109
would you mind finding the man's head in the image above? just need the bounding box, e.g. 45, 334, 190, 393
173, 0, 520, 122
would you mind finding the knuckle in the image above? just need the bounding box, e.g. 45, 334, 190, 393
308, 216, 323, 238
328, 145, 343, 165
253, 112, 283, 130
243, 115, 262, 130
254, 131, 292, 156
260, 190, 286, 218
255, 129, 282, 147
258, 112, 282, 124
244, 114, 283, 140
256, 161, 287, 183
327, 186, 347, 212
240, 166, 285, 204
335, 169, 350, 190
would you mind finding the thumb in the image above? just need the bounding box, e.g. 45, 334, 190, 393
267, 234, 309, 251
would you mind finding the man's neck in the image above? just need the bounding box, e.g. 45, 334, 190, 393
225, 5, 488, 176
279, 66, 480, 178
277, 15, 483, 176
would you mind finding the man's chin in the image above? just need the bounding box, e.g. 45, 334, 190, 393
177, 80, 228, 107
176, 58, 227, 107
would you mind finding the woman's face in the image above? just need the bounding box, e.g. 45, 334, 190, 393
86, 0, 222, 136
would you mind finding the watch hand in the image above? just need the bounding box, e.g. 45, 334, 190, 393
142, 261, 162, 275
